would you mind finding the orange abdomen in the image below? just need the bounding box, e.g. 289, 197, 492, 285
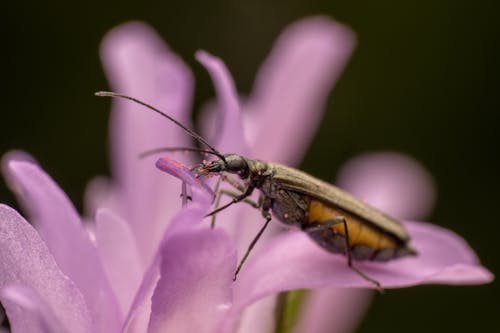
306, 199, 402, 261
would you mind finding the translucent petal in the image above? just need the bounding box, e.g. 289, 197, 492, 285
0, 205, 92, 333
2, 160, 121, 331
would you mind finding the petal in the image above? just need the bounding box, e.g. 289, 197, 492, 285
336, 152, 436, 220
100, 21, 195, 263
121, 204, 232, 333
148, 227, 236, 333
196, 50, 280, 261
155, 157, 214, 203
2, 160, 121, 331
113, 201, 218, 332
291, 288, 373, 333
196, 50, 249, 154
229, 221, 492, 315
95, 209, 143, 316
0, 205, 92, 333
1, 284, 69, 333
122, 257, 161, 333
244, 16, 356, 165
235, 296, 277, 333
83, 175, 116, 218
391, 222, 494, 286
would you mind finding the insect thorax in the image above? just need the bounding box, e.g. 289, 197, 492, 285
265, 187, 308, 227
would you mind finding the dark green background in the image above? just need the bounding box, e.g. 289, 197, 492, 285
1, 1, 498, 332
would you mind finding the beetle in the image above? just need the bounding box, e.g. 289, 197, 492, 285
96, 91, 417, 290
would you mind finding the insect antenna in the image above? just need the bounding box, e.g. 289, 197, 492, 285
138, 147, 224, 159
95, 91, 226, 161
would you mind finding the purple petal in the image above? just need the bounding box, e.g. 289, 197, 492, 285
0, 204, 92, 333
83, 176, 116, 218
2, 160, 121, 332
1, 284, 69, 333
148, 227, 236, 333
395, 222, 493, 285
121, 256, 160, 333
336, 152, 436, 220
292, 288, 373, 333
155, 157, 214, 203
120, 205, 233, 333
196, 50, 249, 154
196, 49, 283, 264
243, 16, 356, 165
234, 296, 277, 333
100, 21, 195, 263
95, 208, 143, 316
229, 221, 492, 315
120, 207, 204, 331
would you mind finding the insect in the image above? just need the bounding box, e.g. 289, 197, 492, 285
96, 91, 417, 290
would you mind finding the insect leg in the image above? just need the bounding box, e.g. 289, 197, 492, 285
210, 176, 223, 228
218, 190, 260, 208
304, 218, 383, 291
211, 188, 260, 228
210, 173, 247, 227
205, 185, 254, 217
221, 173, 246, 192
233, 210, 272, 281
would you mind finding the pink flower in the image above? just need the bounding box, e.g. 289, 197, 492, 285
0, 17, 493, 333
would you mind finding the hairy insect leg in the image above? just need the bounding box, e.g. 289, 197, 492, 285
234, 210, 272, 281
304, 217, 383, 292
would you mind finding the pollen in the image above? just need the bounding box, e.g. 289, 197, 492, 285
165, 158, 184, 168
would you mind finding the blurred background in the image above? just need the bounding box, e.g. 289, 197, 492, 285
1, 1, 498, 332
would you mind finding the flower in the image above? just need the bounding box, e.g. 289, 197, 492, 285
0, 16, 493, 333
